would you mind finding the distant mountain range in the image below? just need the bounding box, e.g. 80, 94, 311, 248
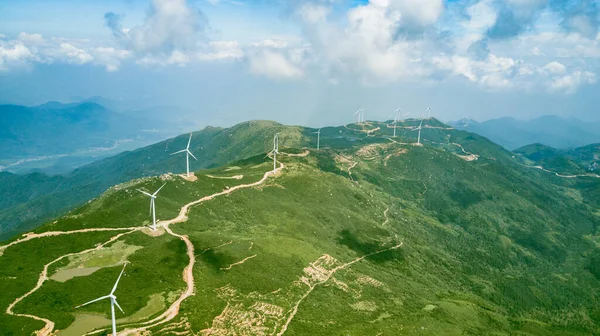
450, 115, 600, 150
0, 100, 188, 174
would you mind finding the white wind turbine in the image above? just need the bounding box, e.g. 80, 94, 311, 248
267, 133, 279, 172
412, 117, 425, 145
171, 133, 198, 177
392, 108, 402, 137
75, 264, 127, 336
315, 127, 322, 150
354, 109, 364, 124
426, 107, 431, 119
137, 183, 166, 231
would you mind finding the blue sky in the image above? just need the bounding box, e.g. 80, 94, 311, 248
1, 0, 599, 126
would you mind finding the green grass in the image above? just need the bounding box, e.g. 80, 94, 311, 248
1, 120, 599, 335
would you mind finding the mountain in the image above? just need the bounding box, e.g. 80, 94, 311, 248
451, 115, 600, 150
0, 121, 306, 240
0, 101, 182, 174
515, 143, 600, 175
0, 119, 599, 335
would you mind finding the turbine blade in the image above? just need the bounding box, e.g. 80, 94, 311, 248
136, 189, 153, 198
113, 299, 125, 314
171, 149, 187, 155
188, 150, 198, 161
153, 183, 167, 196
150, 198, 153, 215
110, 264, 127, 295
187, 133, 192, 149
75, 295, 110, 308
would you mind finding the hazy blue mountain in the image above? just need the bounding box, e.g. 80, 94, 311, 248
451, 115, 600, 150
0, 101, 183, 174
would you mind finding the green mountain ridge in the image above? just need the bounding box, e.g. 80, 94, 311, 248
1, 119, 599, 335
515, 143, 600, 175
0, 120, 306, 241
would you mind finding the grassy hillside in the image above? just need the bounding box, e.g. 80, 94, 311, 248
1, 119, 599, 335
0, 120, 306, 241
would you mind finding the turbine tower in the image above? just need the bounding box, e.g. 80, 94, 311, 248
315, 128, 321, 150
137, 183, 166, 231
392, 108, 402, 137
412, 118, 425, 145
75, 264, 127, 336
354, 109, 363, 124
171, 133, 198, 177
426, 107, 431, 119
268, 133, 279, 172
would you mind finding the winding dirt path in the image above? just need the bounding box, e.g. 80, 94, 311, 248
276, 242, 404, 336
5, 152, 297, 336
382, 208, 390, 227
5, 228, 141, 336
0, 227, 142, 255
220, 254, 257, 271
206, 174, 244, 180
348, 162, 358, 183
521, 164, 600, 179
118, 159, 288, 335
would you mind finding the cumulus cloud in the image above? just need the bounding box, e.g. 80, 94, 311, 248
105, 0, 208, 55
246, 39, 306, 80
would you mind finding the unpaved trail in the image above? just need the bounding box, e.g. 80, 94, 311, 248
220, 254, 257, 271
118, 159, 289, 335
117, 225, 196, 335
276, 242, 404, 336
0, 227, 142, 255
7, 152, 296, 336
6, 228, 141, 336
279, 150, 310, 158
348, 162, 358, 183
206, 174, 244, 180
382, 208, 390, 227
521, 164, 600, 179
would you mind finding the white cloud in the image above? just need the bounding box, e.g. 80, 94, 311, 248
0, 41, 34, 71
197, 40, 244, 61
549, 71, 597, 93
59, 43, 94, 64
543, 61, 566, 75
248, 48, 304, 80
91, 47, 131, 72
107, 0, 207, 55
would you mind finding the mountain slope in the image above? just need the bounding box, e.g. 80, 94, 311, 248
452, 115, 600, 150
0, 121, 307, 240
1, 119, 599, 335
515, 143, 600, 175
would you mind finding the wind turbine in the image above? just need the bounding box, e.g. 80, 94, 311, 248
137, 183, 166, 231
171, 133, 198, 177
354, 109, 364, 124
315, 127, 321, 150
426, 107, 431, 119
392, 108, 403, 137
75, 264, 127, 336
412, 117, 425, 145
267, 133, 279, 172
